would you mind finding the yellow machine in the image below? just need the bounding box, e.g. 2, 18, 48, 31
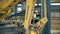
24, 0, 48, 34
0, 0, 48, 34
0, 0, 21, 19
0, 0, 59, 34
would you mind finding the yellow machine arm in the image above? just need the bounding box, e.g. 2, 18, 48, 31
0, 0, 21, 19
24, 0, 36, 34
34, 0, 48, 34
24, 0, 48, 34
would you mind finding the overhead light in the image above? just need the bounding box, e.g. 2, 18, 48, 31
35, 3, 60, 6
39, 3, 42, 6
51, 3, 60, 5
17, 4, 22, 6
17, 7, 22, 12
35, 4, 38, 6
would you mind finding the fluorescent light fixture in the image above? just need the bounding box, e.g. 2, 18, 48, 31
17, 4, 22, 6
35, 3, 60, 6
35, 4, 38, 6
17, 7, 22, 12
39, 3, 42, 6
51, 3, 60, 5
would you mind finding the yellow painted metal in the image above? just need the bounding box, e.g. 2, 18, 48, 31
35, 0, 48, 33
30, 31, 37, 34
0, 0, 20, 9
0, 0, 13, 10
24, 0, 36, 34
2, 8, 12, 19
0, 0, 21, 19
44, 0, 47, 18
36, 18, 48, 33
